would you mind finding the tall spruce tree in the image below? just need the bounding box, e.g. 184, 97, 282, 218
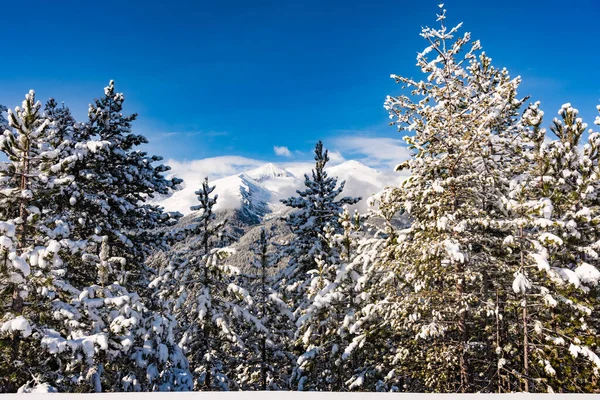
380, 5, 528, 392
0, 90, 87, 392
293, 207, 368, 390
278, 141, 360, 318
77, 80, 181, 291
60, 82, 189, 392
154, 178, 263, 390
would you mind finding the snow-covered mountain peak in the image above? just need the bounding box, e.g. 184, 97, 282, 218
201, 173, 272, 223
246, 163, 292, 182
157, 159, 403, 217
335, 159, 367, 168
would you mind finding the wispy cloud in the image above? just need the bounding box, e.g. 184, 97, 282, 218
154, 130, 230, 140
165, 156, 265, 183
273, 145, 293, 157
187, 130, 229, 137
330, 133, 411, 169
327, 150, 345, 165
156, 131, 181, 138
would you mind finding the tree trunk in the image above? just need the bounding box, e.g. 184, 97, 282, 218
261, 335, 267, 390
456, 263, 469, 392
522, 298, 529, 392
450, 165, 469, 392
13, 137, 30, 314
203, 218, 212, 390
204, 317, 212, 391
9, 137, 30, 386
518, 226, 530, 392
496, 289, 504, 393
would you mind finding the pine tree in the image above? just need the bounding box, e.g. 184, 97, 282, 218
502, 103, 600, 392
0, 86, 189, 393
76, 80, 181, 291
156, 178, 262, 390
44, 99, 79, 142
278, 140, 360, 317
0, 90, 83, 392
381, 5, 527, 392
237, 227, 294, 390
330, 187, 408, 391
41, 82, 188, 392
293, 206, 368, 390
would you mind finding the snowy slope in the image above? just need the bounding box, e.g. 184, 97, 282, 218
326, 160, 397, 209
157, 160, 402, 216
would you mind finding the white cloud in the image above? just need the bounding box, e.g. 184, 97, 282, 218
273, 145, 293, 157
165, 156, 264, 181
330, 135, 412, 170
188, 130, 229, 137
159, 131, 180, 138
277, 161, 314, 180
151, 130, 230, 140
327, 150, 345, 165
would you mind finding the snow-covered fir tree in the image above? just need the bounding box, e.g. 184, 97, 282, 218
380, 5, 530, 392
59, 82, 189, 392
0, 86, 189, 393
77, 80, 181, 291
154, 177, 263, 390
278, 141, 360, 318
327, 187, 408, 391
1, 91, 59, 391
237, 227, 294, 390
292, 206, 369, 390
502, 102, 600, 392
44, 99, 79, 141
0, 90, 85, 392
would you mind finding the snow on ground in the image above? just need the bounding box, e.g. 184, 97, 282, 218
6, 391, 567, 398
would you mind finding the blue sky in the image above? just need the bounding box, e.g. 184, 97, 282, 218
1, 0, 599, 167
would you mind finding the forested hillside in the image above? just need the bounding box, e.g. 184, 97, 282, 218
0, 5, 599, 393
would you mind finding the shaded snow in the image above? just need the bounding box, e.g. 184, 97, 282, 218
1, 316, 32, 337
576, 262, 600, 286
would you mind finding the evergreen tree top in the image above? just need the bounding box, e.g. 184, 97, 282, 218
282, 140, 360, 212
190, 177, 220, 226
86, 80, 145, 149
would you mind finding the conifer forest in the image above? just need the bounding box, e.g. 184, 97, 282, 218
0, 5, 599, 394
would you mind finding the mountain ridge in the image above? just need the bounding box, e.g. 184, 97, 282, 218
157, 160, 402, 217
